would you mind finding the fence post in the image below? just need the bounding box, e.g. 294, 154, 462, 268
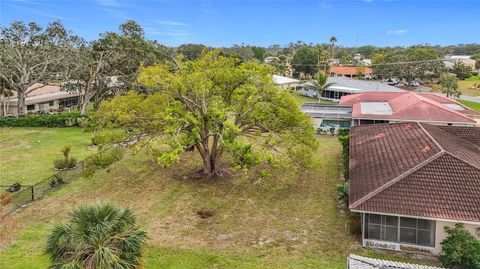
31, 186, 34, 201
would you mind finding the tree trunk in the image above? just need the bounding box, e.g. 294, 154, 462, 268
17, 90, 26, 117
80, 93, 93, 115
203, 154, 219, 178
6, 96, 11, 116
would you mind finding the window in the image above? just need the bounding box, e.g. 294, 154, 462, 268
49, 101, 55, 106
365, 214, 435, 247
27, 104, 35, 111
365, 214, 398, 242
400, 217, 435, 247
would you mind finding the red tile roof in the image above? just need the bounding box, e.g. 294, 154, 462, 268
349, 123, 480, 223
340, 92, 476, 124
330, 66, 373, 76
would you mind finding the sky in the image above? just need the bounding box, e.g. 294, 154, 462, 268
1, 0, 479, 47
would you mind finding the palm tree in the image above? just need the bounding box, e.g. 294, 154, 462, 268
46, 203, 147, 269
311, 73, 336, 102
329, 36, 337, 60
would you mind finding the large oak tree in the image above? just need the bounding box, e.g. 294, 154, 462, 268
95, 50, 318, 177
0, 21, 81, 115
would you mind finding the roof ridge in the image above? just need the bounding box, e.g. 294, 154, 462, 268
444, 150, 480, 171
421, 123, 480, 164
418, 123, 444, 151
389, 92, 421, 113
350, 150, 445, 209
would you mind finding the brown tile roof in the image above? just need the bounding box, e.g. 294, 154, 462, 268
349, 123, 480, 223
340, 92, 476, 124
435, 125, 480, 146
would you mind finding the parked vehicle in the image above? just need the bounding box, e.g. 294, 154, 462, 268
409, 81, 420, 87
387, 78, 399, 85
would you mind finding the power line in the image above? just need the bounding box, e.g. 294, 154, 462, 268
287, 58, 450, 67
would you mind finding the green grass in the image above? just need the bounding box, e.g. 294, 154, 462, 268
431, 80, 480, 97
291, 91, 336, 105
457, 99, 480, 112
0, 127, 95, 185
1, 136, 354, 268
0, 130, 440, 268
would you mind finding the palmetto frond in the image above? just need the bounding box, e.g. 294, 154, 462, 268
45, 203, 147, 269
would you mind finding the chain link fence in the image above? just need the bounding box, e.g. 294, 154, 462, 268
1, 147, 123, 215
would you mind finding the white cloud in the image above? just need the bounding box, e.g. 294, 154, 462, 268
151, 20, 189, 27
144, 19, 190, 37
387, 29, 408, 35
94, 0, 120, 7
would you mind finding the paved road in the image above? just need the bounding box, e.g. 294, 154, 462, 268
415, 86, 480, 104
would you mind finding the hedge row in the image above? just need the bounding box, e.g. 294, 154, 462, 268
0, 112, 81, 127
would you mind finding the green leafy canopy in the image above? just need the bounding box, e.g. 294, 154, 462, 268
95, 50, 318, 177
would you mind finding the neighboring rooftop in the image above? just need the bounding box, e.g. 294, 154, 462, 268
340, 92, 477, 124
349, 122, 480, 223
360, 102, 392, 115
300, 103, 352, 119
330, 66, 373, 76
272, 74, 300, 85
299, 77, 405, 94
347, 254, 445, 269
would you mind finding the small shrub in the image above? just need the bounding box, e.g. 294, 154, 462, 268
347, 212, 362, 235
336, 181, 349, 204
54, 145, 76, 169
329, 127, 336, 135
67, 157, 77, 168
77, 117, 91, 131
338, 134, 350, 180
53, 159, 67, 170
440, 223, 480, 269
45, 203, 147, 268
83, 147, 124, 177
338, 128, 349, 137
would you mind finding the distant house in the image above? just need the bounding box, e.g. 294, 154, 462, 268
297, 77, 405, 101
272, 74, 300, 89
339, 91, 477, 126
361, 59, 372, 66
329, 66, 373, 78
348, 254, 445, 269
349, 122, 480, 254
445, 55, 477, 70
0, 84, 80, 116
300, 103, 353, 133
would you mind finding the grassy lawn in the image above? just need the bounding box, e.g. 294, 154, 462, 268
291, 91, 336, 105
431, 80, 480, 97
457, 99, 480, 112
1, 136, 356, 268
0, 128, 95, 186
0, 131, 441, 268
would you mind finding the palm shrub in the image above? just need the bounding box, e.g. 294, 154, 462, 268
53, 144, 77, 170
46, 203, 147, 269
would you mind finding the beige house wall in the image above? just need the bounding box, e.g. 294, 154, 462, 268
434, 221, 480, 255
